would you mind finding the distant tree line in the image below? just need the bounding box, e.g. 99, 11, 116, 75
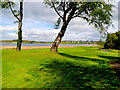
0, 39, 98, 44
104, 31, 120, 50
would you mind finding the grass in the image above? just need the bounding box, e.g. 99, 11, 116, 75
2, 46, 120, 88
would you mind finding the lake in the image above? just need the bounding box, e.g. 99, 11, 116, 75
0, 42, 98, 46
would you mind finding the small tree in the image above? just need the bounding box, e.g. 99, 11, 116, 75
0, 0, 24, 51
104, 31, 120, 50
115, 31, 120, 49
45, 0, 113, 52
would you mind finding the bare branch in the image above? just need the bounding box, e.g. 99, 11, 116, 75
72, 14, 78, 18
71, 9, 83, 19
67, 3, 76, 23
65, 2, 73, 13
52, 2, 63, 20
62, 1, 65, 13
8, 1, 19, 21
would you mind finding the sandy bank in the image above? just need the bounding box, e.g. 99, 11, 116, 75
0, 46, 75, 49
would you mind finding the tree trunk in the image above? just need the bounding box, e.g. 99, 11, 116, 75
50, 22, 68, 52
50, 2, 76, 52
16, 1, 23, 51
16, 22, 22, 51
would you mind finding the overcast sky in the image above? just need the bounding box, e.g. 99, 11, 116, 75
0, 1, 119, 41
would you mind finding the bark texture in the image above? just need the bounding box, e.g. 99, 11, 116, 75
16, 1, 23, 51
50, 22, 68, 52
50, 2, 76, 52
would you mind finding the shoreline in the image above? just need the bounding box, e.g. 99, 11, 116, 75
0, 46, 76, 49
0, 45, 98, 49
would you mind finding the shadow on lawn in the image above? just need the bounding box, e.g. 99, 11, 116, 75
98, 55, 120, 78
41, 59, 120, 88
98, 55, 120, 61
28, 53, 120, 88
59, 53, 107, 64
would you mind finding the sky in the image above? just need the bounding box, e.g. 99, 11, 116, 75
0, 1, 119, 41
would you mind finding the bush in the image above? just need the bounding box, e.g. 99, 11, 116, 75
104, 31, 120, 50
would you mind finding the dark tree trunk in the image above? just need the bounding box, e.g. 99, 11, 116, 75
50, 2, 76, 52
50, 22, 68, 52
16, 1, 23, 51
16, 22, 22, 51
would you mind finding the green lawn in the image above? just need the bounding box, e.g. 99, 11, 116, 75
2, 46, 120, 88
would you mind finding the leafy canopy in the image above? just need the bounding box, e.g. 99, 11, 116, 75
104, 31, 120, 50
0, 0, 20, 22
45, 0, 114, 37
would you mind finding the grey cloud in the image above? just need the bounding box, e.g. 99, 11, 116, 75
24, 2, 58, 24
111, 2, 118, 21
1, 33, 17, 40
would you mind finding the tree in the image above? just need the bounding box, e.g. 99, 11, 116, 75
0, 0, 24, 51
45, 0, 113, 52
104, 31, 120, 50
115, 31, 120, 49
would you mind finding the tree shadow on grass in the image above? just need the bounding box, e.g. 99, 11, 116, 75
59, 53, 107, 64
40, 59, 120, 88
28, 53, 120, 88
98, 55, 120, 61
98, 55, 120, 78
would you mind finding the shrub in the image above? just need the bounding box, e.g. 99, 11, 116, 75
104, 31, 120, 50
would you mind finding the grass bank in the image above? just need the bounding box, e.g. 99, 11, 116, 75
2, 46, 120, 88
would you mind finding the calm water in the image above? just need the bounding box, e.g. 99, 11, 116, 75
0, 42, 97, 46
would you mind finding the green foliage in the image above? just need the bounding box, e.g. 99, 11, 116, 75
104, 31, 120, 50
0, 1, 14, 8
96, 41, 105, 45
45, 1, 114, 37
54, 17, 61, 29
0, 1, 20, 20
2, 47, 120, 88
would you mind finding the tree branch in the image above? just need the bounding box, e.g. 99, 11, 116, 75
67, 2, 77, 22
62, 1, 65, 13
71, 9, 83, 19
72, 14, 78, 19
62, 1, 67, 22
52, 2, 63, 20
65, 2, 73, 13
8, 2, 19, 21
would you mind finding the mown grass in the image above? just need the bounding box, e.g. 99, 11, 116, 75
2, 46, 120, 88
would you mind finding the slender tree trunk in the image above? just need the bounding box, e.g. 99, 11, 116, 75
16, 1, 23, 51
50, 2, 76, 52
16, 21, 22, 51
50, 22, 68, 52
